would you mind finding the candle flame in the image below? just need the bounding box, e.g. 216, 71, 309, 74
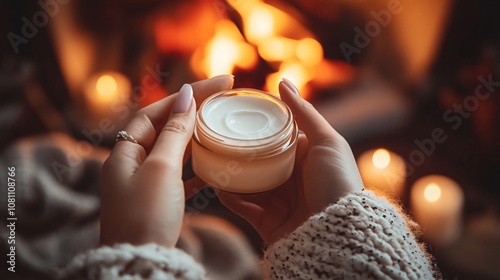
96, 75, 118, 101
372, 149, 391, 169
424, 183, 441, 202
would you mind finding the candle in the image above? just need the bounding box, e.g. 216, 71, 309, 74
192, 88, 298, 193
410, 175, 464, 246
80, 71, 132, 140
83, 71, 131, 114
357, 148, 406, 197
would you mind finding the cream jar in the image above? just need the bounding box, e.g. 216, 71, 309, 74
192, 88, 298, 193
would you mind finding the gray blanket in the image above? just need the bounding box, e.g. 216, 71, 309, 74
0, 133, 261, 279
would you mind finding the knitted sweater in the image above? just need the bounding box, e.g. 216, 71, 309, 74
59, 191, 439, 280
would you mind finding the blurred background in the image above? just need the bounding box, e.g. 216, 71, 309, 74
1, 0, 499, 279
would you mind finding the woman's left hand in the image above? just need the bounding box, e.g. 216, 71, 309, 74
99, 76, 234, 248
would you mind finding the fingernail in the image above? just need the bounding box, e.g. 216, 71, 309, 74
211, 74, 235, 89
211, 74, 234, 79
282, 78, 300, 96
173, 84, 193, 114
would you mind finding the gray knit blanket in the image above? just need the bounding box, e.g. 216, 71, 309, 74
0, 133, 261, 280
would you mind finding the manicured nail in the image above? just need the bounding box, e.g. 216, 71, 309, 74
282, 78, 300, 96
211, 74, 235, 89
211, 74, 234, 79
173, 84, 193, 114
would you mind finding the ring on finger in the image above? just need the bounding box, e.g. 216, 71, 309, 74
116, 130, 138, 144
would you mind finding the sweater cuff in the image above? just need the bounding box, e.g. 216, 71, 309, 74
264, 190, 438, 280
57, 243, 205, 280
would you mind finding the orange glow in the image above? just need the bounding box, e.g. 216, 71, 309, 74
372, 149, 391, 169
201, 20, 257, 78
155, 1, 218, 54
84, 71, 131, 111
258, 37, 297, 62
96, 75, 117, 101
228, 0, 290, 44
296, 38, 323, 66
313, 60, 356, 87
191, 0, 337, 100
424, 183, 442, 202
266, 62, 311, 96
246, 6, 274, 42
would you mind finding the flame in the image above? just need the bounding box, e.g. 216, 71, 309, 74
372, 149, 391, 169
246, 6, 275, 42
258, 37, 297, 62
296, 38, 323, 66
191, 0, 339, 98
265, 62, 311, 95
200, 20, 257, 78
261, 37, 323, 96
155, 1, 219, 54
228, 0, 290, 44
424, 183, 442, 202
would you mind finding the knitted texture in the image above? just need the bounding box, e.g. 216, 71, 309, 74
264, 191, 439, 280
0, 134, 260, 279
58, 243, 205, 280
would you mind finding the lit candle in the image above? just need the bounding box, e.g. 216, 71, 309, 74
83, 71, 131, 114
357, 148, 406, 197
410, 175, 464, 246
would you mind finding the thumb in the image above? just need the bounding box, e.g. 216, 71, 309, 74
279, 79, 343, 147
147, 84, 196, 174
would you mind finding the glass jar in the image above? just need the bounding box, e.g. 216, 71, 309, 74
192, 88, 298, 193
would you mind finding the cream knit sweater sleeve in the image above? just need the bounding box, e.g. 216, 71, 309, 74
58, 243, 205, 279
58, 191, 438, 279
264, 190, 439, 280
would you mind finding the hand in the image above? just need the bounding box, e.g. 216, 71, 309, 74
99, 75, 234, 248
218, 79, 364, 245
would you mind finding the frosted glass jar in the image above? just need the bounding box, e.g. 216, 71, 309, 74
192, 88, 298, 193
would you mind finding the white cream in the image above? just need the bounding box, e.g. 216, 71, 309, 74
201, 95, 287, 140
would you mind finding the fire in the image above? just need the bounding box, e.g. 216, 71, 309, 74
196, 20, 257, 78
265, 62, 311, 96
246, 6, 275, 42
186, 0, 349, 98
296, 38, 324, 66
258, 37, 296, 62
227, 0, 291, 44
262, 37, 322, 97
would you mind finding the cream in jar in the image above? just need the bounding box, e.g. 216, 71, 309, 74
192, 88, 298, 193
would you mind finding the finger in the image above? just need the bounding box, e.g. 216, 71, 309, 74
126, 74, 235, 150
192, 74, 234, 108
279, 78, 343, 146
106, 75, 233, 177
147, 84, 196, 175
295, 135, 309, 164
217, 192, 265, 224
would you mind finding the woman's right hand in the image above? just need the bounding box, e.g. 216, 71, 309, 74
218, 79, 364, 245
